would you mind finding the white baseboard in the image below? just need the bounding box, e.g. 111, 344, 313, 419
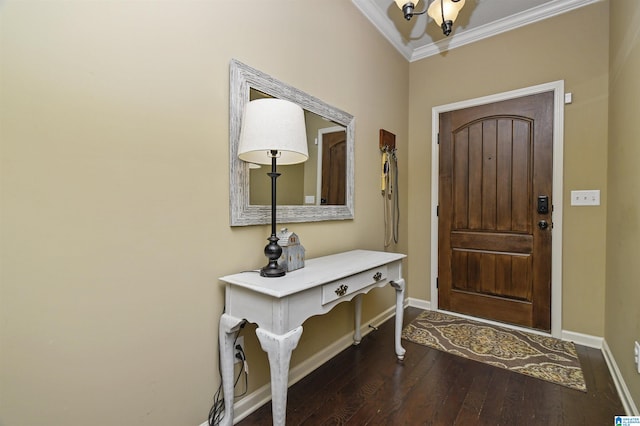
561, 329, 603, 349
602, 340, 639, 416
205, 303, 400, 425
407, 297, 431, 310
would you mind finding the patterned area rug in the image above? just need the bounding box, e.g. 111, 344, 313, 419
402, 310, 587, 392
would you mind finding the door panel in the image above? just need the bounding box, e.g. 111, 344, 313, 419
321, 130, 346, 205
439, 92, 553, 331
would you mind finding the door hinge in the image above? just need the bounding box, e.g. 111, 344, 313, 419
436, 277, 439, 288
437, 205, 439, 217
437, 133, 440, 145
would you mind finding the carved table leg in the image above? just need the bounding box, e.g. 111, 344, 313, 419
218, 313, 246, 426
256, 326, 303, 426
353, 293, 363, 345
390, 279, 406, 360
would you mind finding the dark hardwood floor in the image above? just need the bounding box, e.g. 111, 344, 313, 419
237, 307, 625, 425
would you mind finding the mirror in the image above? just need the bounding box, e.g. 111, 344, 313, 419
230, 59, 355, 226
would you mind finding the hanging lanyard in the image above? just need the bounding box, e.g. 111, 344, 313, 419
381, 150, 389, 195
382, 147, 399, 247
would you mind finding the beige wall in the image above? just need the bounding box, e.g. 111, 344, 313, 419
607, 0, 640, 410
407, 2, 610, 336
0, 1, 409, 425
2, 0, 637, 424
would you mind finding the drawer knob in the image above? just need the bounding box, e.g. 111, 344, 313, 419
335, 284, 348, 296
373, 272, 382, 281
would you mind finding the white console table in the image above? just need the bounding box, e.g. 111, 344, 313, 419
218, 249, 406, 426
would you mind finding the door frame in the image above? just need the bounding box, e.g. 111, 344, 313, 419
430, 80, 565, 338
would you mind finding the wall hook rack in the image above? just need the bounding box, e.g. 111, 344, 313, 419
379, 129, 396, 152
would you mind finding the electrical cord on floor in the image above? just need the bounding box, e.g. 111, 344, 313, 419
208, 321, 248, 425
208, 381, 225, 425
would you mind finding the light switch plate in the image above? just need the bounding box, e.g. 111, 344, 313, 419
571, 190, 600, 206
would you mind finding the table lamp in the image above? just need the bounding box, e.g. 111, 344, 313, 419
237, 98, 309, 277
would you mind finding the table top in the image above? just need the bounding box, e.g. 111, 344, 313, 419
219, 249, 406, 298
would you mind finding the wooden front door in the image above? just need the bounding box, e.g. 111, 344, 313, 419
321, 130, 346, 205
438, 91, 554, 331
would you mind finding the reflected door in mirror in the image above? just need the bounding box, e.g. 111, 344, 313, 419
321, 130, 346, 205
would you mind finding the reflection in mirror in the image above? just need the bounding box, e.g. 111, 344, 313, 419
230, 60, 354, 226
248, 88, 347, 206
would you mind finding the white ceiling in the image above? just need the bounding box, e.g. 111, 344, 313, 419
352, 0, 601, 62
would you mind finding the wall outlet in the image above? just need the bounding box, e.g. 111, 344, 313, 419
234, 336, 245, 365
635, 341, 640, 374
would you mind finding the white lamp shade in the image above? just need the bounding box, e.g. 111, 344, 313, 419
427, 0, 465, 25
238, 98, 309, 166
394, 0, 420, 10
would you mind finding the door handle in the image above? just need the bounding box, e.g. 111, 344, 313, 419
538, 220, 549, 230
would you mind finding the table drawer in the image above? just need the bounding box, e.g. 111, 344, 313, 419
321, 265, 388, 305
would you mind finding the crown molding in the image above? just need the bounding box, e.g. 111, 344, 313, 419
353, 0, 603, 63
351, 0, 415, 61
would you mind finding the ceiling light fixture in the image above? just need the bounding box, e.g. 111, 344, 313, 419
394, 0, 465, 36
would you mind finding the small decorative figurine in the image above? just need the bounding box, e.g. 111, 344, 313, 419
276, 228, 305, 272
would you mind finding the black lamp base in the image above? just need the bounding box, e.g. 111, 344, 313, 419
260, 234, 286, 278
260, 264, 286, 278
259, 151, 286, 278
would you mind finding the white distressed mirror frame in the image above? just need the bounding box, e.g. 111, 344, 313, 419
229, 59, 355, 226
